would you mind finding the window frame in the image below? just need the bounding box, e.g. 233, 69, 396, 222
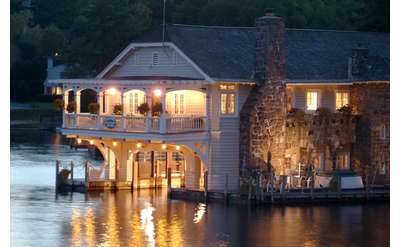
335, 90, 350, 111
219, 84, 238, 117
306, 90, 320, 112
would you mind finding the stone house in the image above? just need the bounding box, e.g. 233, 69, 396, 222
46, 13, 389, 191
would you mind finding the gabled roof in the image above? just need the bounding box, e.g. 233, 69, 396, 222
136, 24, 389, 82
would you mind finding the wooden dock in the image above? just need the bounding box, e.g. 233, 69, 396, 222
169, 187, 390, 205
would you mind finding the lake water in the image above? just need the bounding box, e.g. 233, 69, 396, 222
11, 128, 390, 247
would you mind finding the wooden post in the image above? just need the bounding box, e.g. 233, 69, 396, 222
337, 175, 342, 199
56, 160, 60, 188
204, 170, 208, 201
310, 173, 315, 200
70, 161, 74, 181
224, 174, 229, 204
85, 161, 89, 184
167, 167, 172, 193
248, 178, 252, 201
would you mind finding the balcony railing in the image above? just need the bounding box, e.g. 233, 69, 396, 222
63, 113, 208, 133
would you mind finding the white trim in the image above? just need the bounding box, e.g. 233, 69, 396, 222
96, 42, 214, 82
61, 128, 210, 142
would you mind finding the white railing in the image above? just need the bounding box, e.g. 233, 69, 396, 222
63, 113, 208, 133
166, 116, 206, 133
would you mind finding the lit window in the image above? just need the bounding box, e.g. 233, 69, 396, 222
219, 85, 236, 90
336, 92, 349, 110
306, 91, 319, 111
172, 93, 185, 115
337, 152, 350, 170
221, 93, 235, 115
152, 52, 159, 65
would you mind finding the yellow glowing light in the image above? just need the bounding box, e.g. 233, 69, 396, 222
162, 144, 167, 150
153, 89, 162, 97
176, 145, 180, 151
109, 88, 117, 96
136, 143, 142, 148
112, 141, 117, 147
90, 140, 94, 145
77, 138, 82, 144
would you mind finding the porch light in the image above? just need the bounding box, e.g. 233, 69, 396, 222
176, 145, 180, 151
112, 141, 118, 147
90, 140, 94, 145
153, 89, 162, 97
77, 138, 82, 144
136, 143, 142, 148
162, 144, 167, 150
109, 87, 117, 96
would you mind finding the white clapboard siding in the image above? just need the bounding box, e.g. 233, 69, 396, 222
207, 85, 252, 191
110, 47, 204, 79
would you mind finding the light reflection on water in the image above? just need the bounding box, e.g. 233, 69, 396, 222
11, 129, 390, 247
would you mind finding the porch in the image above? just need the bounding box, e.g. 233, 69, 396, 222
63, 113, 208, 133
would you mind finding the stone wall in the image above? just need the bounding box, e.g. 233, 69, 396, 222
240, 13, 287, 172
351, 83, 390, 182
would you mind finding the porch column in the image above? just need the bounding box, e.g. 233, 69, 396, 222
62, 91, 68, 128
160, 90, 167, 133
97, 91, 102, 129
75, 91, 81, 114
185, 154, 201, 190
104, 91, 110, 114
120, 89, 125, 130
145, 89, 152, 132
205, 89, 211, 130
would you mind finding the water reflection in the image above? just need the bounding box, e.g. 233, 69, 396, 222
11, 129, 390, 247
193, 203, 207, 224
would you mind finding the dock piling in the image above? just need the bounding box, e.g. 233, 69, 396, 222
55, 160, 61, 188
224, 174, 229, 205
167, 167, 172, 193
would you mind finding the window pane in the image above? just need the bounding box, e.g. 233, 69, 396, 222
228, 93, 235, 114
336, 92, 349, 110
306, 91, 318, 110
180, 94, 184, 114
221, 94, 227, 114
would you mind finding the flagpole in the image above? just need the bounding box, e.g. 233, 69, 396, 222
162, 0, 166, 45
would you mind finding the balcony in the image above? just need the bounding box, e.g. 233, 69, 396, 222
63, 113, 208, 133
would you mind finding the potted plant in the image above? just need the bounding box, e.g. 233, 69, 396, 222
88, 102, 100, 114
113, 104, 122, 115
66, 101, 76, 113
152, 102, 163, 116
54, 98, 64, 111
138, 102, 150, 116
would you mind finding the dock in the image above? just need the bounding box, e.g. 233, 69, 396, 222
169, 187, 389, 205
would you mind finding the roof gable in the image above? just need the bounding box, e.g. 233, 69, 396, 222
96, 42, 213, 82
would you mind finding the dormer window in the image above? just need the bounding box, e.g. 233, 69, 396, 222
152, 52, 159, 65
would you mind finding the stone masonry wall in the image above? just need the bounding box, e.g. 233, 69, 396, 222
240, 14, 287, 172
351, 83, 390, 182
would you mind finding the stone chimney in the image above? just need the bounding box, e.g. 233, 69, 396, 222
351, 45, 369, 79
240, 11, 287, 174
254, 10, 286, 84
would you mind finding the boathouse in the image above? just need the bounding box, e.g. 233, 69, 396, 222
47, 12, 389, 192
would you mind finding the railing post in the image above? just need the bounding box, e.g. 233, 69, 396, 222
160, 114, 166, 133
145, 116, 151, 132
